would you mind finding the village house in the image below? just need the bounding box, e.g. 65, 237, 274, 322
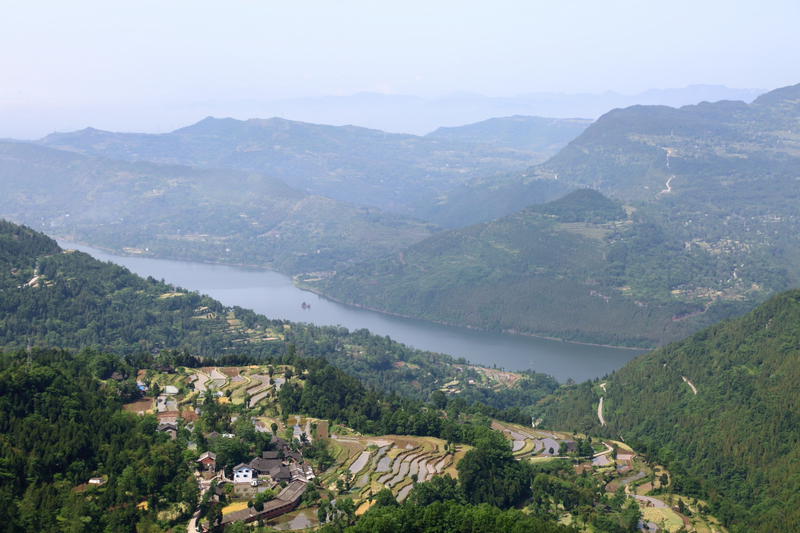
205, 480, 307, 530
232, 463, 253, 484
156, 422, 178, 439
197, 451, 217, 472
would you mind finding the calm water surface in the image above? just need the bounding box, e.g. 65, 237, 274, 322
59, 241, 645, 382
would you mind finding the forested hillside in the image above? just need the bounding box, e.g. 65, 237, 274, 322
0, 141, 438, 274
537, 289, 800, 531
538, 83, 800, 200
311, 189, 756, 347
0, 347, 198, 532
0, 220, 559, 407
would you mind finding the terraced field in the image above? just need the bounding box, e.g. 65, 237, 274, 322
321, 435, 464, 502
490, 420, 577, 459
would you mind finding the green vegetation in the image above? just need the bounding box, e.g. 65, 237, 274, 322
538, 289, 800, 531
0, 347, 198, 532
529, 189, 626, 223
0, 218, 740, 532
0, 141, 438, 274
313, 189, 753, 347
0, 220, 555, 406
413, 173, 572, 228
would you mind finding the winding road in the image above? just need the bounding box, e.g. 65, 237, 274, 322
682, 376, 697, 395
656, 175, 675, 198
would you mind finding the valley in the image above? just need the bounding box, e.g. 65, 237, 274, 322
2, 83, 800, 533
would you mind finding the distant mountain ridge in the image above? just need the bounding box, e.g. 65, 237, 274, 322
537, 82, 800, 200
1, 84, 765, 139
425, 116, 592, 153
36, 116, 554, 214
0, 140, 438, 274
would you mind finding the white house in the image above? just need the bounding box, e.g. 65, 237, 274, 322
233, 463, 254, 484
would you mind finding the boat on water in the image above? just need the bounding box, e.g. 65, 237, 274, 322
301, 302, 311, 309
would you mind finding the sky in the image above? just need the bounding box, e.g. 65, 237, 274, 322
1, 0, 798, 137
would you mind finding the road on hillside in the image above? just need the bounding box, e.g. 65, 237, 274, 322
598, 397, 606, 426
632, 494, 667, 508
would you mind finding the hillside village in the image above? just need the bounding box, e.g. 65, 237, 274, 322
118, 362, 728, 532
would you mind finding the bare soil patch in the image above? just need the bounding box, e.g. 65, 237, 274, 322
124, 398, 153, 414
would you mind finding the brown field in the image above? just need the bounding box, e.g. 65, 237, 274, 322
124, 398, 153, 414
219, 367, 240, 378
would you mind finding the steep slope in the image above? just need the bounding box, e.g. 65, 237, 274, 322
36, 117, 550, 214
537, 289, 800, 531
310, 190, 749, 347
0, 141, 437, 273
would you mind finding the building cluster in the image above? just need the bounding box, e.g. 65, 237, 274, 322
198, 436, 315, 531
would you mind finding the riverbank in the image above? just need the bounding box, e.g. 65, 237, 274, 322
295, 279, 653, 352
56, 239, 644, 382
58, 235, 652, 351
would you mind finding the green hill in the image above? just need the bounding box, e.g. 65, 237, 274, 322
537, 289, 800, 531
309, 189, 756, 347
0, 141, 437, 274
36, 117, 552, 214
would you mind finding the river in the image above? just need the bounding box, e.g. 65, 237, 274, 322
59, 241, 645, 383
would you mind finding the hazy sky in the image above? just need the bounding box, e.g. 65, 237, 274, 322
1, 1, 798, 137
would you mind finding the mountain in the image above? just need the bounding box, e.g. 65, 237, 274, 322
35, 117, 553, 214
0, 220, 563, 531
537, 82, 800, 201
425, 116, 592, 153
0, 141, 438, 274
310, 83, 800, 346
307, 189, 753, 348
536, 289, 800, 531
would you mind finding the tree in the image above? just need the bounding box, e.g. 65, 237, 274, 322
431, 390, 448, 410
373, 488, 398, 508
558, 441, 568, 456
206, 502, 224, 528
334, 497, 356, 525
